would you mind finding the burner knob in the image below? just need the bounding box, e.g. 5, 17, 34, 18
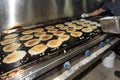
106, 39, 111, 44
100, 42, 105, 47
85, 50, 91, 56
64, 61, 71, 70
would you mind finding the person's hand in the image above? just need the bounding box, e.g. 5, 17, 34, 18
81, 13, 89, 18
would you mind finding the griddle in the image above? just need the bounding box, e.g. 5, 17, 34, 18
0, 18, 102, 78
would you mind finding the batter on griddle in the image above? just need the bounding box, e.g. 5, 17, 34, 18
70, 31, 83, 37
82, 28, 93, 33
24, 39, 40, 47
19, 35, 33, 41
59, 26, 68, 30
53, 31, 65, 36
1, 38, 17, 45
39, 34, 53, 41
47, 29, 58, 33
66, 28, 75, 32
22, 30, 33, 35
45, 26, 55, 30
3, 43, 21, 52
47, 39, 62, 48
3, 50, 27, 64
34, 28, 44, 33
34, 32, 46, 37
28, 44, 48, 55
58, 34, 70, 41
55, 24, 64, 28
4, 33, 18, 39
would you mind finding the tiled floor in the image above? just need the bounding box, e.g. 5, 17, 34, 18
81, 58, 120, 80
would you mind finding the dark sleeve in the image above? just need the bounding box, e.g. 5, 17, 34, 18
101, 1, 109, 11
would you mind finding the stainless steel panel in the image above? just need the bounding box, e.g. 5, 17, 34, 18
0, 0, 84, 31
100, 16, 120, 34
0, 0, 103, 31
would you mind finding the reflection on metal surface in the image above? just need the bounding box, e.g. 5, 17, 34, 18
8, 0, 16, 29
0, 0, 84, 31
64, 0, 73, 17
0, 0, 102, 31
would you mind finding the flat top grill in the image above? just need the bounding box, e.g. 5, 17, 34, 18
0, 18, 102, 78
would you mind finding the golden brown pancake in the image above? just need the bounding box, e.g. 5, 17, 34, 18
82, 28, 93, 33
4, 33, 18, 39
45, 26, 55, 30
2, 50, 27, 64
19, 35, 33, 41
66, 28, 75, 32
34, 32, 46, 37
39, 34, 53, 41
34, 28, 44, 33
58, 35, 70, 41
70, 31, 83, 37
28, 44, 48, 55
53, 31, 65, 36
1, 38, 17, 45
3, 43, 21, 52
73, 26, 83, 30
47, 39, 62, 48
64, 22, 73, 25
59, 26, 68, 30
48, 29, 58, 33
68, 24, 77, 27
55, 24, 64, 27
22, 30, 33, 35
24, 39, 40, 47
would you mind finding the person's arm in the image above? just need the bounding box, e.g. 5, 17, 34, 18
81, 8, 106, 18
88, 8, 106, 17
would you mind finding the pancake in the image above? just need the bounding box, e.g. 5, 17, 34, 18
39, 34, 53, 41
66, 28, 75, 32
70, 31, 83, 37
76, 22, 85, 25
1, 38, 17, 45
73, 26, 83, 30
84, 24, 91, 27
53, 31, 65, 36
89, 26, 97, 29
55, 24, 64, 28
34, 28, 44, 33
58, 35, 70, 41
59, 26, 68, 30
2, 50, 27, 64
68, 24, 77, 27
47, 39, 62, 48
4, 33, 18, 39
34, 32, 46, 37
64, 22, 73, 25
48, 29, 58, 33
22, 30, 33, 35
3, 43, 21, 52
45, 26, 55, 30
82, 28, 93, 33
72, 20, 79, 23
28, 44, 48, 55
24, 39, 40, 47
19, 35, 33, 41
